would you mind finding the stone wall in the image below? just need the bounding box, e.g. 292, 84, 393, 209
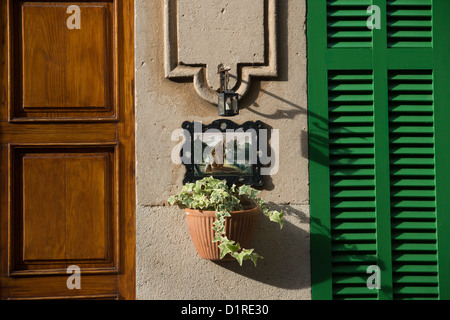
135, 0, 310, 299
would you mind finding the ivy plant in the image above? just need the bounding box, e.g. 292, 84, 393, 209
168, 176, 284, 266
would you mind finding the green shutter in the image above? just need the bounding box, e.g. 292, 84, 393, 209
308, 0, 450, 300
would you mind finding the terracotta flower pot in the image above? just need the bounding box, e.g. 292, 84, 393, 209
185, 207, 259, 261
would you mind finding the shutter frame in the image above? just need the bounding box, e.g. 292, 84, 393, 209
432, 0, 450, 300
309, 0, 333, 300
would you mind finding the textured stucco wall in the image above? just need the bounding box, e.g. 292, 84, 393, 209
135, 0, 310, 299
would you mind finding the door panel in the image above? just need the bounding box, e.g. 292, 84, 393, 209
1, 0, 135, 299
11, 145, 118, 276
11, 1, 117, 121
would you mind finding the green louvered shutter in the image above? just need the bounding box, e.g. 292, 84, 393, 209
327, 70, 378, 299
387, 70, 440, 299
308, 0, 450, 300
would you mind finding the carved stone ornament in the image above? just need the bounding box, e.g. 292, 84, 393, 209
164, 0, 278, 105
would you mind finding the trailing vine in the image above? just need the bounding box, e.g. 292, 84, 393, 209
168, 177, 284, 266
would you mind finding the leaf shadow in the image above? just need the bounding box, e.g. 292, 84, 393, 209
212, 204, 312, 290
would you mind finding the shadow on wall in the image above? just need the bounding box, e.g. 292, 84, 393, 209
212, 204, 311, 290
209, 1, 314, 291
205, 1, 323, 291
237, 0, 304, 118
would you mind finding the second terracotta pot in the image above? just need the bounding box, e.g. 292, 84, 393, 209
185, 207, 259, 261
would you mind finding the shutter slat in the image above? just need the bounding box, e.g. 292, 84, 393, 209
390, 157, 434, 165
333, 287, 378, 295
388, 0, 432, 6
330, 105, 374, 113
389, 96, 433, 103
388, 31, 432, 38
332, 211, 376, 220
388, 10, 431, 16
389, 84, 433, 91
393, 265, 438, 273
328, 20, 369, 28
392, 221, 436, 230
389, 74, 433, 81
332, 244, 376, 252
390, 147, 434, 155
330, 126, 374, 134
390, 105, 433, 112
390, 178, 435, 187
328, 31, 373, 39
329, 95, 374, 102
389, 126, 434, 134
394, 276, 438, 284
388, 20, 432, 28
330, 137, 374, 144
390, 136, 434, 144
331, 200, 376, 209
332, 232, 377, 241
393, 254, 437, 262
329, 114, 374, 121
330, 148, 375, 155
329, 84, 373, 91
331, 168, 375, 176
330, 158, 375, 166
392, 232, 436, 241
331, 190, 375, 198
328, 0, 372, 6
394, 287, 439, 295
391, 200, 435, 208
331, 179, 375, 187
391, 210, 436, 219
333, 265, 374, 274
333, 275, 372, 284
332, 254, 377, 263
390, 168, 434, 176
391, 190, 435, 198
332, 221, 376, 230
392, 243, 436, 251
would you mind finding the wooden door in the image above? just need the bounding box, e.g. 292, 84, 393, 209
0, 0, 135, 299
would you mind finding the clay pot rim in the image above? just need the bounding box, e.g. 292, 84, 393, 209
185, 206, 259, 217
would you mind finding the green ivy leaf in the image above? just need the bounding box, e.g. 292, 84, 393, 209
268, 210, 284, 229
238, 185, 251, 196
250, 253, 263, 267
181, 183, 195, 193
213, 234, 225, 243
249, 189, 260, 199
231, 248, 254, 266
168, 196, 177, 206
218, 240, 241, 259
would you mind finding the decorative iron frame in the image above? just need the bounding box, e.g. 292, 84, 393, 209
181, 119, 265, 186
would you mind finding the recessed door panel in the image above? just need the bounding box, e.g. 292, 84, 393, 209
10, 1, 117, 121
11, 145, 118, 276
